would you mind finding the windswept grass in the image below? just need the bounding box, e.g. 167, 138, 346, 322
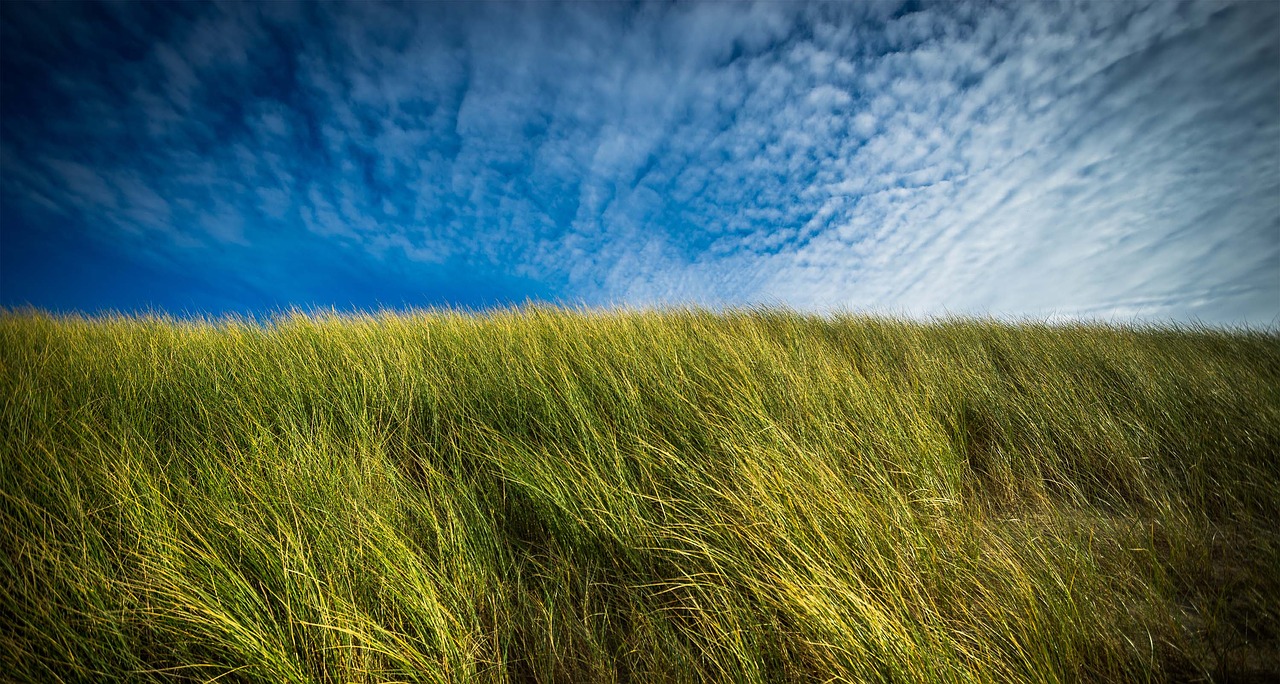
1, 307, 1277, 682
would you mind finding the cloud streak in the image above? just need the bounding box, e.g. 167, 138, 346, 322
2, 0, 1276, 323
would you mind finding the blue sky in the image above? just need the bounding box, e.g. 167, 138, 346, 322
2, 0, 1277, 323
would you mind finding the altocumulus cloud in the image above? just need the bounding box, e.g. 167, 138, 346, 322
1, 0, 1277, 322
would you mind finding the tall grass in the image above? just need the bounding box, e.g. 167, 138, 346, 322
1, 307, 1277, 682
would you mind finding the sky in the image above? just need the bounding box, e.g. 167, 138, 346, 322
1, 0, 1277, 324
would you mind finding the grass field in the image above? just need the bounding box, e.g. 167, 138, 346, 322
2, 307, 1277, 683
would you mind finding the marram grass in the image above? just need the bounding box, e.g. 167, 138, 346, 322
1, 307, 1277, 683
